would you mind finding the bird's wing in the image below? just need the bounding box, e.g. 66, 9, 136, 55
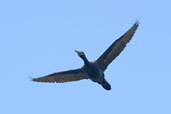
96, 22, 139, 71
32, 68, 88, 83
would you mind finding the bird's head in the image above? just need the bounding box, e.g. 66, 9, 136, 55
75, 50, 89, 65
75, 50, 85, 57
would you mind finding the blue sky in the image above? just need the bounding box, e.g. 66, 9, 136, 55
0, 0, 171, 114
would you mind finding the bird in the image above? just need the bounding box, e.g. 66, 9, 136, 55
32, 21, 139, 90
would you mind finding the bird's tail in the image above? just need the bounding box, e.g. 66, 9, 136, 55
99, 79, 111, 90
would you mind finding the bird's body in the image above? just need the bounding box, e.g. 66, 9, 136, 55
32, 21, 139, 91
80, 58, 111, 90
82, 61, 103, 82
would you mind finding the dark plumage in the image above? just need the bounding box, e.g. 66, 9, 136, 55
32, 21, 139, 90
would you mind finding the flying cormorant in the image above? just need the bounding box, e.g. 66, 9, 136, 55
32, 21, 139, 90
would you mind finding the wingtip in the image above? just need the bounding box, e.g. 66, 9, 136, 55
134, 19, 141, 26
28, 75, 35, 81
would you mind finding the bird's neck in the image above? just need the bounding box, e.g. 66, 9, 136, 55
81, 55, 89, 67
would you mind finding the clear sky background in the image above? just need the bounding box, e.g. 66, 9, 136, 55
0, 0, 171, 114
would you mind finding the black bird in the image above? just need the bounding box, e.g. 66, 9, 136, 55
32, 21, 139, 90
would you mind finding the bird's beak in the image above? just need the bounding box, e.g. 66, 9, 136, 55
75, 50, 79, 53
75, 50, 82, 56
